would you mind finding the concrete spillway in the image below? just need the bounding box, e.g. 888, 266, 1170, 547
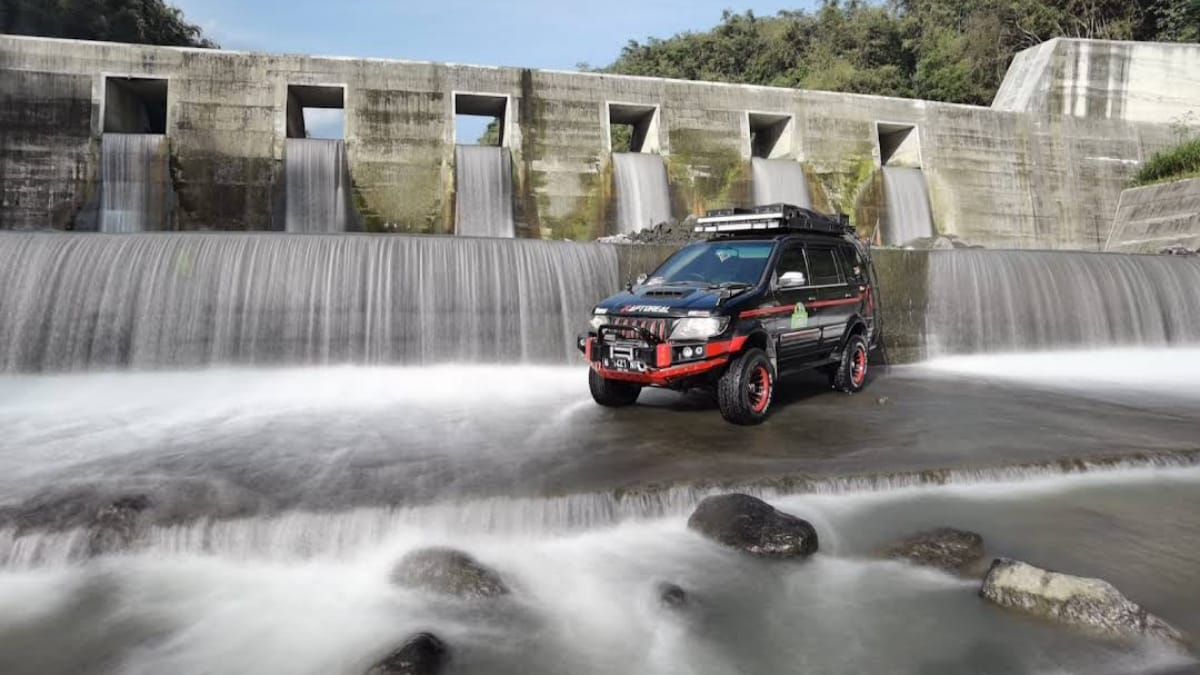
284, 138, 351, 233
455, 145, 515, 238
613, 152, 671, 234
751, 158, 811, 208
98, 133, 170, 233
0, 232, 619, 372
926, 249, 1200, 354
882, 166, 935, 246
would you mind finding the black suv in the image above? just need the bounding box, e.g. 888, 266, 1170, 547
579, 204, 881, 425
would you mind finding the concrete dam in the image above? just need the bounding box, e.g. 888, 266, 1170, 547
3, 35, 1199, 248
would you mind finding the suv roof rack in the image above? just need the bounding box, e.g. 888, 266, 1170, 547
695, 203, 853, 237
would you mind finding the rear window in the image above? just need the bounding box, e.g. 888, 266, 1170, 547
805, 246, 844, 286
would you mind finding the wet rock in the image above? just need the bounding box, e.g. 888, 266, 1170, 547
881, 527, 984, 573
686, 493, 818, 559
366, 633, 447, 675
980, 558, 1185, 644
657, 582, 688, 609
391, 547, 509, 599
1156, 243, 1195, 254
87, 495, 153, 556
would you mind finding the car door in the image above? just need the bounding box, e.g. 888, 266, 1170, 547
772, 241, 822, 366
802, 244, 852, 358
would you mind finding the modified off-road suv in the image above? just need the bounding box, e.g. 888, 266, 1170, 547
579, 204, 881, 425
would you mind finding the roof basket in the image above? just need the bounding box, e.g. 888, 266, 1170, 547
695, 203, 853, 236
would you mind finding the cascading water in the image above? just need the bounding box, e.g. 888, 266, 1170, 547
750, 157, 811, 208
926, 249, 1200, 355
455, 145, 516, 238
881, 166, 934, 246
0, 233, 618, 372
285, 138, 352, 233
613, 152, 671, 234
98, 133, 170, 233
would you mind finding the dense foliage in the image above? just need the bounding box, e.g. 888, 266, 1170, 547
601, 0, 1200, 106
1, 0, 215, 48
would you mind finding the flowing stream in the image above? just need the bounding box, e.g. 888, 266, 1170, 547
882, 166, 935, 245
750, 157, 811, 208
455, 145, 515, 238
614, 152, 672, 234
285, 138, 352, 233
99, 134, 170, 233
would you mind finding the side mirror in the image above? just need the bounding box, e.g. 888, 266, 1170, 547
779, 271, 807, 288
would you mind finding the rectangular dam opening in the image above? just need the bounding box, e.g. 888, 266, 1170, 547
455, 93, 508, 147
103, 77, 168, 134
748, 112, 794, 159
607, 103, 660, 154
877, 122, 921, 168
287, 85, 345, 140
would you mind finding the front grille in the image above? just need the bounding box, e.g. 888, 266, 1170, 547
609, 316, 674, 341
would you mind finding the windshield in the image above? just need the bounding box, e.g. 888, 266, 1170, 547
647, 241, 774, 287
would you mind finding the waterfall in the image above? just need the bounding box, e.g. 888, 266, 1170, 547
926, 249, 1200, 354
613, 152, 671, 234
751, 158, 811, 208
285, 138, 351, 233
455, 145, 516, 238
881, 166, 934, 246
0, 233, 620, 372
99, 133, 170, 233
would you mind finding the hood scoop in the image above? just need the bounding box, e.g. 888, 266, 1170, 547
640, 287, 696, 299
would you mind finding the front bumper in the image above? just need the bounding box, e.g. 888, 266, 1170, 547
578, 332, 748, 386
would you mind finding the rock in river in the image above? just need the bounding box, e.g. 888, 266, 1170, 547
366, 633, 447, 675
686, 493, 818, 559
391, 547, 509, 599
87, 494, 153, 556
882, 527, 984, 573
980, 558, 1185, 645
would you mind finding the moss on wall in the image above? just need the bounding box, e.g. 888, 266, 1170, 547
665, 128, 750, 215
871, 248, 929, 364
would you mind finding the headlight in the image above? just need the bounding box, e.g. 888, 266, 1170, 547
589, 314, 606, 331
670, 317, 728, 341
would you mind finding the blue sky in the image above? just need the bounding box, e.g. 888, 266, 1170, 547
174, 0, 817, 139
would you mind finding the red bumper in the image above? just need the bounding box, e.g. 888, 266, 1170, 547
585, 336, 746, 386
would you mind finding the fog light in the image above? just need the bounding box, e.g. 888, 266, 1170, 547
682, 347, 693, 358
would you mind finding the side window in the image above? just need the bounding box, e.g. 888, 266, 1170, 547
839, 246, 866, 283
805, 246, 844, 286
776, 244, 808, 280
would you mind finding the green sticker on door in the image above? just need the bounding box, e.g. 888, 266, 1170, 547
790, 302, 809, 329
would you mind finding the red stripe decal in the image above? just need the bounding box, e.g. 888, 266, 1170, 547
741, 306, 793, 319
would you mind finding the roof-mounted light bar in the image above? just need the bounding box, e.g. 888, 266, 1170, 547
694, 203, 852, 236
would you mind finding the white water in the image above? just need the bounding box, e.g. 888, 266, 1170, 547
0, 233, 619, 371
926, 249, 1200, 354
285, 138, 351, 233
455, 145, 515, 238
613, 153, 671, 234
0, 466, 1195, 675
750, 158, 811, 208
881, 166, 934, 245
99, 134, 169, 233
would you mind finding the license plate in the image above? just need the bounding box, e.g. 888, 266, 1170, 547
614, 358, 629, 370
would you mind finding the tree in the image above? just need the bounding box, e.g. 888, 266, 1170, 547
1, 0, 216, 48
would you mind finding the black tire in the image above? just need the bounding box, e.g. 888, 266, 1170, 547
589, 368, 642, 407
717, 348, 774, 425
831, 333, 869, 393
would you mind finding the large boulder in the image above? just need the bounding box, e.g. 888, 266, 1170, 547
686, 494, 818, 559
881, 527, 985, 574
656, 581, 688, 609
391, 547, 509, 599
980, 558, 1185, 645
366, 633, 447, 675
87, 495, 153, 556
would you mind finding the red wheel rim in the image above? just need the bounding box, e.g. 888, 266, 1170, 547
748, 365, 771, 413
851, 345, 867, 386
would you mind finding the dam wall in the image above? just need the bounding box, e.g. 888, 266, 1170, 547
0, 35, 1194, 248
1105, 178, 1200, 254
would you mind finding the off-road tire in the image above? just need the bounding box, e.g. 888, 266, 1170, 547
831, 333, 869, 393
717, 348, 774, 425
589, 369, 641, 407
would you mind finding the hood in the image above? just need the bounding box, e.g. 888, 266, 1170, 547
594, 284, 738, 317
